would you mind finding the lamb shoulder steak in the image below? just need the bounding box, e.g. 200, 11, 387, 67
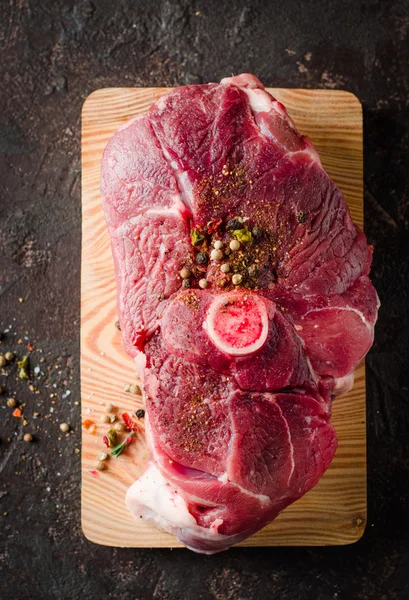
100, 74, 378, 553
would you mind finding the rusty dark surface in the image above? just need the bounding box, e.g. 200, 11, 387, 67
0, 1, 408, 599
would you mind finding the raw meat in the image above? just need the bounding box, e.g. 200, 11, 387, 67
101, 74, 378, 553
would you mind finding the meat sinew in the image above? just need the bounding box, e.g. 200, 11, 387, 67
101, 74, 379, 553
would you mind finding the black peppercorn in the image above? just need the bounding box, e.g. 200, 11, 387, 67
182, 279, 191, 288
135, 409, 145, 419
196, 252, 208, 264
226, 218, 243, 230
252, 225, 263, 240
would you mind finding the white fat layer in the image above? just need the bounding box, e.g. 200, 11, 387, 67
242, 87, 273, 113
155, 94, 168, 114
161, 145, 194, 211
134, 352, 146, 384
126, 463, 197, 530
133, 201, 185, 219
217, 471, 271, 504
125, 463, 239, 554
242, 87, 321, 164
333, 373, 355, 397
289, 146, 320, 162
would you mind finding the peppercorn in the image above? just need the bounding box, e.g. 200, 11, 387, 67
179, 267, 191, 279
182, 279, 191, 288
252, 225, 263, 240
23, 433, 33, 443
232, 274, 243, 285
199, 279, 208, 289
248, 264, 259, 277
4, 351, 14, 361
210, 249, 223, 261
190, 229, 205, 246
7, 398, 16, 408
196, 252, 208, 264
214, 240, 223, 250
105, 402, 114, 412
220, 263, 230, 273
227, 218, 242, 230
229, 239, 240, 251
100, 414, 110, 424
135, 409, 145, 419
96, 460, 105, 471
129, 384, 141, 395
0, 356, 6, 368
59, 423, 70, 433
114, 422, 125, 432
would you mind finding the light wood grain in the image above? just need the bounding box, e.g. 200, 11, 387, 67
81, 87, 365, 548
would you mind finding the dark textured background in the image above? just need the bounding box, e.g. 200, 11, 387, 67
0, 1, 408, 598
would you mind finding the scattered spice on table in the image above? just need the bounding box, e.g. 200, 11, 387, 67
12, 408, 22, 418
82, 419, 97, 434
110, 431, 135, 458
124, 383, 140, 395
135, 409, 145, 419
122, 412, 138, 432
17, 355, 29, 380
103, 428, 118, 448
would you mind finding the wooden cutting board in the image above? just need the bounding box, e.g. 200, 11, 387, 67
81, 87, 366, 548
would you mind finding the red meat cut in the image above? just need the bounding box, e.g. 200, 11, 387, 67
101, 74, 378, 553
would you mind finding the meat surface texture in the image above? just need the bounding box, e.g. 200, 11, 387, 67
101, 74, 379, 553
